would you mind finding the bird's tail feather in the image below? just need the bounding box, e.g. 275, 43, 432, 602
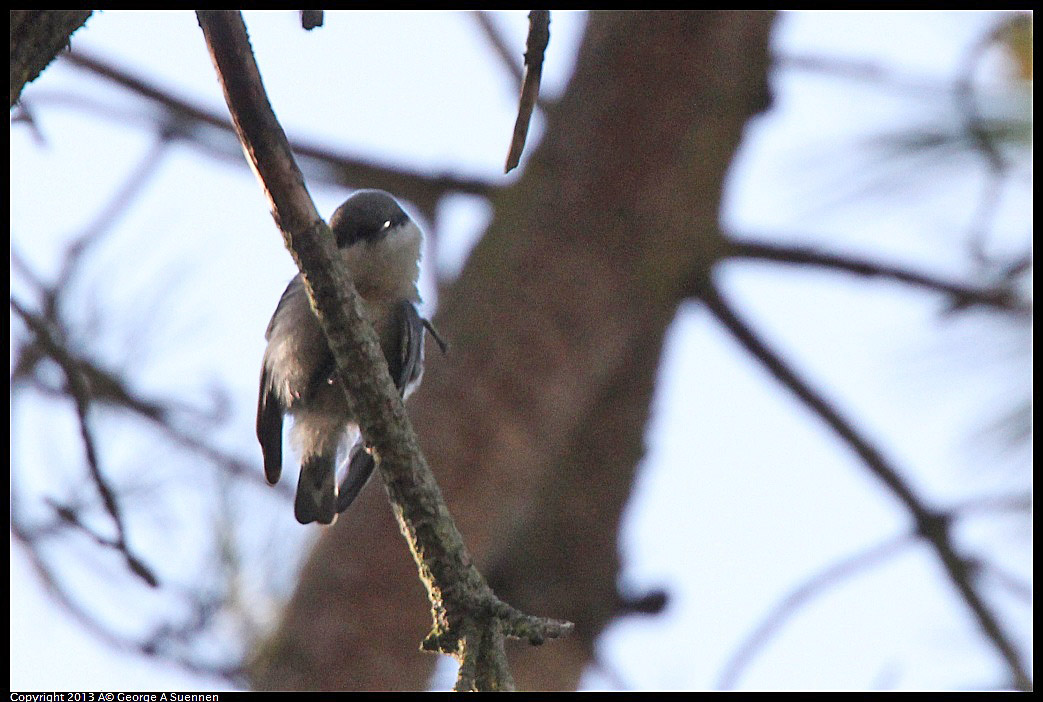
295, 454, 337, 525
336, 443, 377, 514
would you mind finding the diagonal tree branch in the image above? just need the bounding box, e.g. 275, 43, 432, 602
725, 237, 1030, 316
194, 10, 570, 691
722, 523, 1028, 690
699, 280, 1031, 692
720, 487, 1032, 689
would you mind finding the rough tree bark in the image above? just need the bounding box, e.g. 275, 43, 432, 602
250, 11, 776, 691
10, 10, 93, 108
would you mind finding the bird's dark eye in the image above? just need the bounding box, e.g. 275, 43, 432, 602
382, 220, 392, 231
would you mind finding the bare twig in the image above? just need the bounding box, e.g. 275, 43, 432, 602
504, 10, 550, 174
1000, 250, 1032, 280
195, 11, 571, 690
11, 297, 159, 588
471, 11, 525, 88
10, 509, 245, 683
62, 129, 174, 275
954, 19, 1015, 175
60, 49, 496, 219
776, 52, 954, 98
717, 532, 916, 690
700, 281, 1031, 692
974, 561, 1033, 604
779, 23, 1031, 269
725, 237, 1030, 317
11, 124, 169, 373
952, 16, 1029, 263
12, 244, 277, 494
12, 168, 285, 666
949, 491, 1032, 518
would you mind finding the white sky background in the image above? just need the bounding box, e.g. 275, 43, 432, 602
9, 10, 1031, 692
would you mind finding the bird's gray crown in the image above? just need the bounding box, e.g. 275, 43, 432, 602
330, 189, 411, 248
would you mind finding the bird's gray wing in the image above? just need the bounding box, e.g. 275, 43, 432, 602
335, 444, 375, 514
335, 300, 425, 513
257, 276, 304, 486
392, 300, 426, 395
295, 453, 337, 525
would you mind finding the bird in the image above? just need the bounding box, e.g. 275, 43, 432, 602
256, 189, 430, 525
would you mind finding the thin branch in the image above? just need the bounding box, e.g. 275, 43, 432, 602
949, 491, 1032, 518
775, 52, 955, 98
717, 532, 917, 690
471, 11, 525, 88
1000, 250, 1032, 280
962, 170, 1007, 269
974, 560, 1033, 604
10, 246, 48, 296
12, 245, 278, 494
195, 11, 571, 690
57, 128, 175, 291
45, 497, 130, 550
952, 16, 1029, 263
11, 414, 253, 683
504, 11, 550, 174
60, 49, 497, 219
699, 281, 1031, 692
10, 510, 245, 684
11, 297, 158, 588
470, 11, 553, 117
954, 19, 1014, 175
725, 237, 1030, 317
10, 100, 47, 144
